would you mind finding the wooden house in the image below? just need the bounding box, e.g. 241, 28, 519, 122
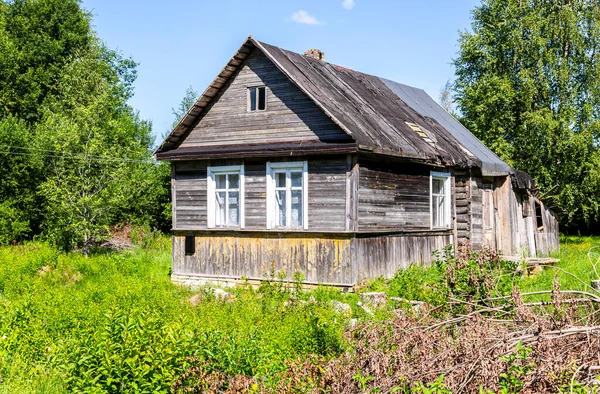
155, 36, 559, 288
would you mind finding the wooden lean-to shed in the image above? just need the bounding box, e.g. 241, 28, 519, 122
155, 36, 559, 288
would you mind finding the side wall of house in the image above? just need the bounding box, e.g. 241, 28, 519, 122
352, 232, 453, 282
534, 200, 560, 255
489, 177, 559, 258
357, 157, 449, 231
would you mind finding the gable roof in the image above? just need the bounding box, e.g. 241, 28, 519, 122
156, 36, 511, 176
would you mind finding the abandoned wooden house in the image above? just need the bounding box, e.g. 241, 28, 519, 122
155, 36, 559, 288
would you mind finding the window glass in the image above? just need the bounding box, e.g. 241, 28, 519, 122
268, 162, 306, 229
291, 171, 302, 188
216, 174, 226, 190
291, 189, 303, 227
229, 174, 239, 189
276, 190, 287, 226
216, 191, 226, 226
249, 88, 257, 111
276, 172, 286, 188
228, 191, 239, 226
258, 87, 266, 110
248, 87, 266, 111
209, 167, 243, 228
431, 174, 449, 228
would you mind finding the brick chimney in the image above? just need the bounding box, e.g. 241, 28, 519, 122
303, 49, 325, 61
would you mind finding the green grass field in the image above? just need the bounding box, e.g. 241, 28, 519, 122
520, 236, 600, 293
0, 235, 598, 393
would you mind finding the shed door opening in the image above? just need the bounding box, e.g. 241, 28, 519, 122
482, 184, 496, 248
535, 201, 544, 231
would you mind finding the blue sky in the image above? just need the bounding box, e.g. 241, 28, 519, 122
81, 0, 479, 143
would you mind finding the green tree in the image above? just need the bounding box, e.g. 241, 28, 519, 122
0, 0, 171, 249
454, 0, 600, 230
0, 116, 39, 243
169, 85, 198, 130
35, 46, 167, 251
0, 0, 92, 122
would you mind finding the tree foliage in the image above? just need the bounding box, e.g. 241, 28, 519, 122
0, 0, 170, 250
454, 0, 600, 230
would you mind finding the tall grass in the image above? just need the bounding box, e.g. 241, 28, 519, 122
0, 238, 351, 393
519, 236, 600, 293
1, 235, 597, 392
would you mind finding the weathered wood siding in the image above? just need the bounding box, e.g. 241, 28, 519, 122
358, 159, 432, 230
534, 200, 559, 255
172, 156, 348, 232
489, 177, 559, 258
173, 232, 354, 285
173, 230, 453, 286
180, 49, 351, 148
353, 232, 453, 282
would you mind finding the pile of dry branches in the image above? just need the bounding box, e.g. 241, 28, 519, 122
318, 288, 600, 393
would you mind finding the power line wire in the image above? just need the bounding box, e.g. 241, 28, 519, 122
0, 145, 156, 164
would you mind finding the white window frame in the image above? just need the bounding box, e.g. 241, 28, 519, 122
266, 161, 308, 230
247, 86, 267, 112
207, 165, 245, 229
430, 171, 451, 229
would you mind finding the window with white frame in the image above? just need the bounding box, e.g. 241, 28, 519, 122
266, 161, 308, 229
430, 171, 451, 229
207, 165, 244, 228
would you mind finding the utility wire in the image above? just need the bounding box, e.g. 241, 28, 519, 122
0, 144, 156, 164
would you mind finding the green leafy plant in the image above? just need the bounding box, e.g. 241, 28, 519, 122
497, 343, 535, 394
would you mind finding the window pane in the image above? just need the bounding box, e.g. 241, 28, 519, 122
228, 174, 239, 189
216, 191, 226, 225
249, 88, 257, 111
216, 174, 226, 190
258, 87, 266, 110
291, 171, 302, 188
276, 172, 286, 188
432, 178, 444, 195
291, 190, 303, 227
438, 196, 445, 226
228, 191, 239, 225
432, 195, 441, 227
276, 190, 286, 226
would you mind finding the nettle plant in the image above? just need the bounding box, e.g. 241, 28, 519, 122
433, 244, 518, 306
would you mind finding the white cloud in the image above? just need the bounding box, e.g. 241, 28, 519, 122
342, 0, 355, 10
291, 10, 321, 25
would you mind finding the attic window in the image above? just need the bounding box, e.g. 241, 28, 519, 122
248, 86, 266, 111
